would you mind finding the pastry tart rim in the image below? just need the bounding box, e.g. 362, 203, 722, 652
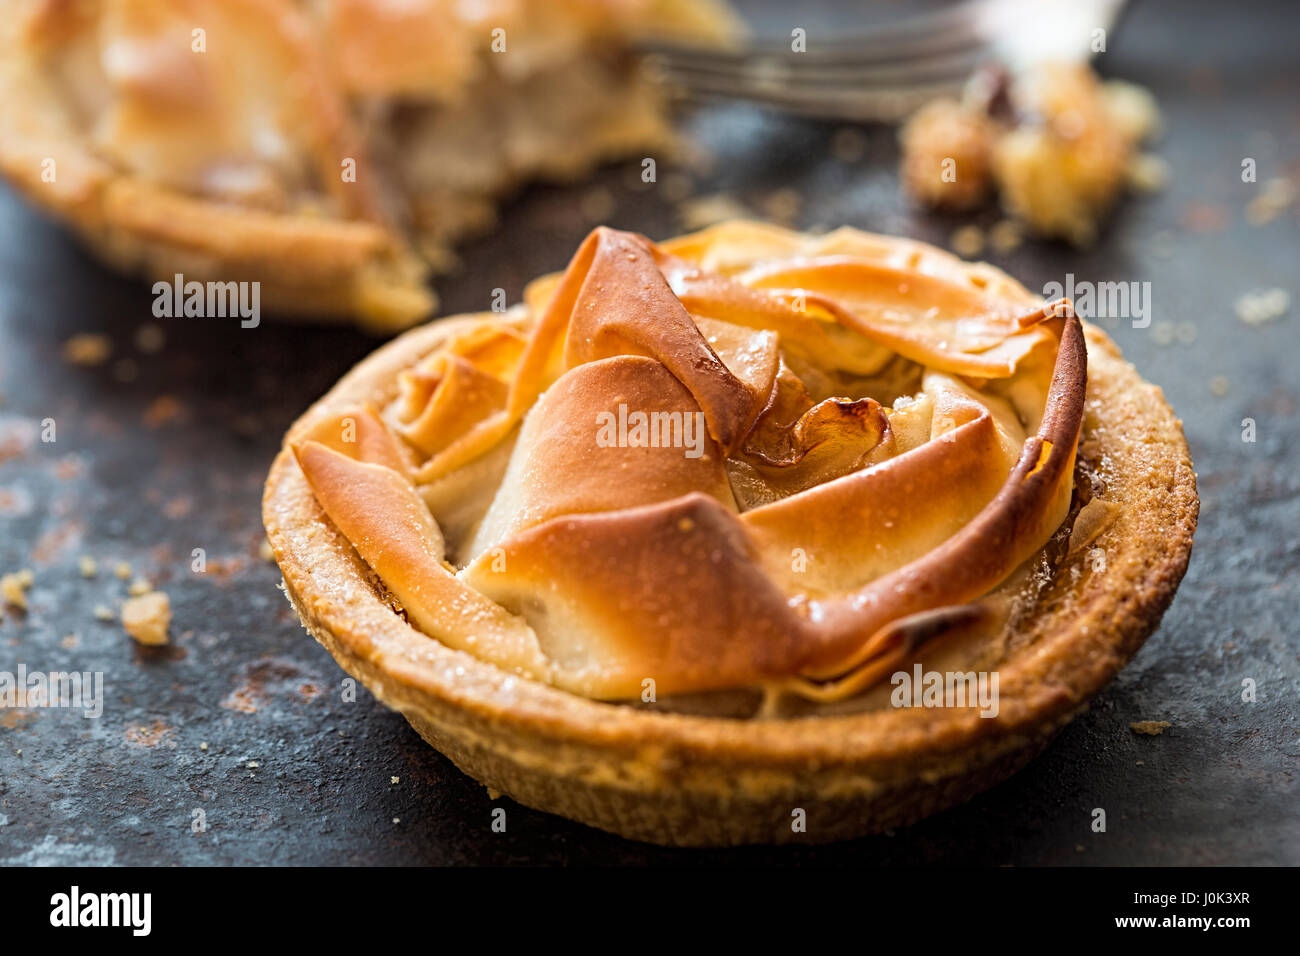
263, 273, 1197, 839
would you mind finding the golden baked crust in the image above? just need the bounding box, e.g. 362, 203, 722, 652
0, 0, 739, 331
264, 222, 1197, 845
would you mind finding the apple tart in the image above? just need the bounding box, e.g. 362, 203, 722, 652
0, 0, 738, 331
264, 221, 1197, 845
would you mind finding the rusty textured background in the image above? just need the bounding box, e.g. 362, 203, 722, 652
0, 0, 1296, 865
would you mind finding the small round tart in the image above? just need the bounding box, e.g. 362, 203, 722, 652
264, 221, 1197, 846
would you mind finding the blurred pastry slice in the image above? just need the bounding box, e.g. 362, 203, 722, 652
0, 0, 740, 330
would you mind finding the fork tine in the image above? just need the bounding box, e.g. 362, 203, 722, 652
646, 21, 984, 69
647, 44, 978, 123
642, 0, 1121, 123
669, 80, 965, 124
644, 0, 1013, 64
652, 49, 987, 90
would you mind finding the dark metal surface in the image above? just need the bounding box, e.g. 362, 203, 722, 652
1, 0, 1296, 865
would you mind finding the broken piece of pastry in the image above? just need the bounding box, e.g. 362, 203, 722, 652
0, 0, 739, 330
264, 221, 1197, 845
901, 63, 1162, 246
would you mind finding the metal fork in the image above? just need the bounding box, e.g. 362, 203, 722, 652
643, 0, 1127, 123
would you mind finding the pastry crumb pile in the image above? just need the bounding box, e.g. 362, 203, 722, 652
901, 63, 1162, 247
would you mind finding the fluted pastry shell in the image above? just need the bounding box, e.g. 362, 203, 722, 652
264, 222, 1197, 845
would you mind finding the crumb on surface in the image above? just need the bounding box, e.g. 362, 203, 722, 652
830, 126, 869, 164
1234, 288, 1290, 325
258, 538, 275, 563
143, 395, 185, 428
62, 333, 112, 367
391, 776, 400, 785
134, 323, 165, 354
114, 561, 132, 580
127, 577, 152, 597
761, 188, 802, 225
1130, 720, 1171, 736
2, 570, 32, 609
682, 142, 716, 178
1209, 375, 1230, 397
677, 194, 750, 231
988, 219, 1023, 255
112, 358, 139, 383
93, 604, 115, 622
121, 590, 171, 645
579, 186, 615, 223
78, 555, 98, 578
1245, 177, 1296, 226
1126, 153, 1169, 193
660, 172, 693, 203
950, 224, 985, 258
